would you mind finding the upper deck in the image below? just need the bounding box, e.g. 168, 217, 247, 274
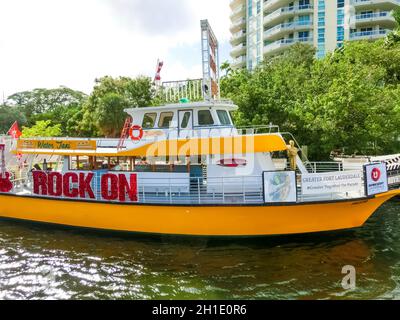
125, 100, 239, 138
12, 100, 289, 157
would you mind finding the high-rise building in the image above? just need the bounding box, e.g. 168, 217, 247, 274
230, 0, 400, 69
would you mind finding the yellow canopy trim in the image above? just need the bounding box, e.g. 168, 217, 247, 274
13, 134, 288, 157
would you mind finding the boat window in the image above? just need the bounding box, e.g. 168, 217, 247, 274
180, 112, 191, 129
158, 112, 174, 128
70, 156, 92, 170
217, 110, 231, 126
142, 113, 157, 129
198, 110, 214, 126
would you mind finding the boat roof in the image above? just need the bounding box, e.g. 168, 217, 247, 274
13, 134, 288, 157
124, 100, 238, 114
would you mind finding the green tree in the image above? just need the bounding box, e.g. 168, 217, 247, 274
385, 8, 400, 47
7, 87, 87, 122
0, 105, 27, 134
221, 41, 400, 159
80, 76, 154, 137
22, 120, 62, 137
220, 61, 232, 77
95, 93, 128, 138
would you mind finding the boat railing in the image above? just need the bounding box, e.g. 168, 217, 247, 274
161, 125, 281, 140
303, 162, 344, 173
236, 124, 281, 135
9, 172, 371, 205
388, 169, 400, 189
280, 132, 311, 163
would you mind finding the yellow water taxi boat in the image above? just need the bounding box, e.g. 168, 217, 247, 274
0, 100, 399, 237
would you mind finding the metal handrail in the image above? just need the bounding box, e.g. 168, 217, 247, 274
280, 132, 311, 165
6, 170, 377, 205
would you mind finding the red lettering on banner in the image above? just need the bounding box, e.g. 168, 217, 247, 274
63, 172, 79, 198
32, 171, 138, 202
79, 173, 95, 199
48, 172, 63, 197
101, 174, 118, 201
119, 174, 138, 202
33, 171, 48, 195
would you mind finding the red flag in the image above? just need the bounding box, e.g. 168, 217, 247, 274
154, 60, 164, 82
7, 121, 22, 139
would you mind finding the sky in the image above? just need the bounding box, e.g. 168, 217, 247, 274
0, 0, 231, 98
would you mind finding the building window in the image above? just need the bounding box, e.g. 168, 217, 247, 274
299, 31, 309, 39
317, 0, 326, 58
298, 15, 311, 26
337, 4, 345, 45
248, 1, 252, 17
299, 0, 310, 6
337, 26, 345, 41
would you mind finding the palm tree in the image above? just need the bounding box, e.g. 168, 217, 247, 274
220, 61, 232, 77
385, 8, 400, 47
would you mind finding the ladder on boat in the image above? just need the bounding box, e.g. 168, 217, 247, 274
117, 117, 133, 151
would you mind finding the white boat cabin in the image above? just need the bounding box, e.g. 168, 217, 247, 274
124, 101, 239, 139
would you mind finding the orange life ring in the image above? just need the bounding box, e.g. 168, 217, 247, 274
129, 125, 144, 141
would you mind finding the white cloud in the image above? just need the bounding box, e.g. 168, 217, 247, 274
0, 0, 230, 98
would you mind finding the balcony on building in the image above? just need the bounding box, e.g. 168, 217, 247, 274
230, 30, 247, 46
230, 0, 245, 9
232, 55, 247, 69
230, 4, 246, 20
350, 28, 391, 40
352, 0, 400, 10
230, 17, 247, 33
355, 11, 396, 28
230, 43, 247, 58
264, 20, 313, 41
264, 37, 313, 56
264, 0, 297, 13
264, 4, 314, 27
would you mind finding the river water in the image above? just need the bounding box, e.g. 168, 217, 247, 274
0, 201, 399, 300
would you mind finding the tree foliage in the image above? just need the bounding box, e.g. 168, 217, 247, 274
80, 76, 154, 137
7, 87, 87, 121
22, 120, 62, 137
95, 93, 129, 138
0, 105, 27, 134
221, 41, 400, 159
385, 8, 400, 47
4, 43, 399, 160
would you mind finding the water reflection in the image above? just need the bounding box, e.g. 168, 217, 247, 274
0, 202, 399, 300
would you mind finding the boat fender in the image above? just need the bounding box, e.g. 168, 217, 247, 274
129, 125, 144, 141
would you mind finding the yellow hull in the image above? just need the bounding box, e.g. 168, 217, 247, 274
0, 190, 399, 237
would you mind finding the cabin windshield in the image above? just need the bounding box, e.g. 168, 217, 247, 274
217, 110, 232, 126
180, 112, 191, 129
198, 110, 214, 126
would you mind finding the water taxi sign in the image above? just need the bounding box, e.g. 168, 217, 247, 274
17, 139, 97, 151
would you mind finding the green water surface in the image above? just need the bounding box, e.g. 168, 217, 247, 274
0, 201, 399, 300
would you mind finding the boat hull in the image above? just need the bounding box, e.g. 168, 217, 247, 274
0, 191, 399, 237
